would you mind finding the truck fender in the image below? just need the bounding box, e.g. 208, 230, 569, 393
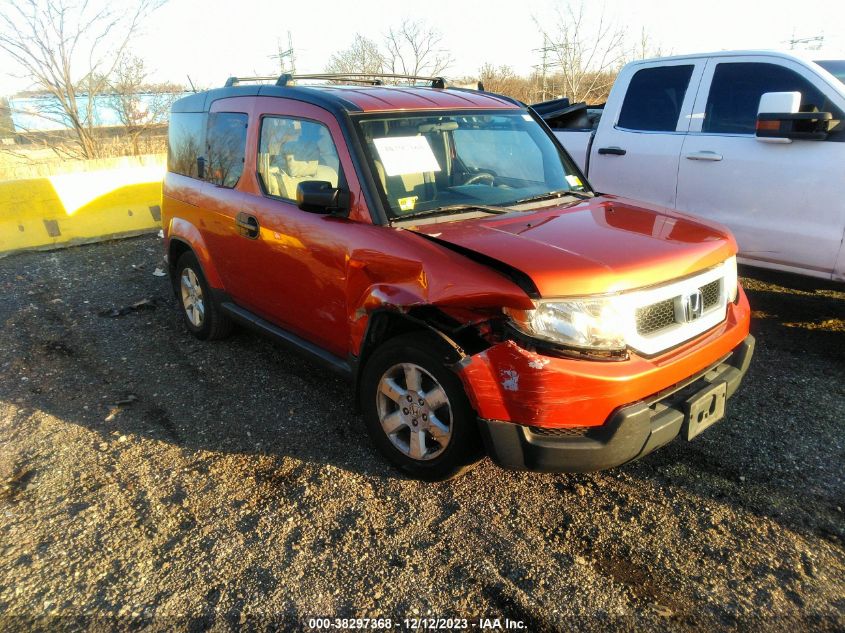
166, 217, 225, 290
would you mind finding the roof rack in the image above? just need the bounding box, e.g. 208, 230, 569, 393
223, 73, 449, 89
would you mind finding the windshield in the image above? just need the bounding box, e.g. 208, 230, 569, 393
356, 110, 589, 219
816, 60, 845, 85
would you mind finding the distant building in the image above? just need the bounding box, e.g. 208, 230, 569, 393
8, 93, 188, 132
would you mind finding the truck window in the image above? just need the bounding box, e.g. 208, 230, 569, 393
703, 62, 842, 135
167, 112, 205, 178
816, 60, 845, 85
357, 111, 581, 218
205, 112, 248, 188
617, 65, 694, 132
257, 117, 341, 201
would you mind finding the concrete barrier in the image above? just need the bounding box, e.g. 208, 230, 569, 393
0, 164, 164, 257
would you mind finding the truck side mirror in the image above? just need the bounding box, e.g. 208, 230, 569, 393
756, 91, 833, 142
296, 180, 350, 215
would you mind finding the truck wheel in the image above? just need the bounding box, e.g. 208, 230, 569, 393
360, 333, 482, 480
175, 252, 232, 340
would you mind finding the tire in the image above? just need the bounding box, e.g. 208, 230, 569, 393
360, 332, 483, 480
174, 251, 233, 340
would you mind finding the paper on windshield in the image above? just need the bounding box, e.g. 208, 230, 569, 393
373, 136, 441, 176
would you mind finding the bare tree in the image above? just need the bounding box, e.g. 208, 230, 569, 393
535, 1, 626, 103
631, 27, 665, 61
106, 54, 181, 155
478, 64, 534, 102
384, 19, 452, 78
0, 0, 164, 159
325, 34, 385, 75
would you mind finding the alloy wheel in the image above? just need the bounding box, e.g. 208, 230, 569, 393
180, 268, 205, 328
376, 362, 453, 461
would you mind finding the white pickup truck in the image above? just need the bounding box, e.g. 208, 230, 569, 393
540, 50, 845, 281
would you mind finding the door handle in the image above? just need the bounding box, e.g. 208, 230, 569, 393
235, 212, 260, 239
597, 146, 626, 156
685, 151, 723, 161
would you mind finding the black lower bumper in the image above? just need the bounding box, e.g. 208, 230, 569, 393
478, 334, 755, 473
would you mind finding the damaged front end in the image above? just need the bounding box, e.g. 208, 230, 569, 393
346, 224, 752, 472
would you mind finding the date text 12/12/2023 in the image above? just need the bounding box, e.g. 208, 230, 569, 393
305, 617, 527, 630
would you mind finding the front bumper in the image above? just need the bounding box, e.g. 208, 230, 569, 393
478, 334, 755, 472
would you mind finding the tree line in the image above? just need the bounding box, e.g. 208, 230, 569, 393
325, 5, 663, 104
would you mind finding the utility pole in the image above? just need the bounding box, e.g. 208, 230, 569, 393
269, 31, 297, 75
287, 31, 296, 75
533, 35, 556, 102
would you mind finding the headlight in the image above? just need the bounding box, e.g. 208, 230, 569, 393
505, 257, 737, 352
504, 297, 627, 351
723, 255, 738, 302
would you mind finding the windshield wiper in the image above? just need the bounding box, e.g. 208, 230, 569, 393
394, 203, 510, 221
513, 189, 594, 205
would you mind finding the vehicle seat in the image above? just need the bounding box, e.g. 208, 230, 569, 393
278, 158, 338, 200
372, 158, 436, 211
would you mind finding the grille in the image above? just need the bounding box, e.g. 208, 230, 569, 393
529, 426, 589, 438
700, 279, 721, 309
635, 298, 676, 335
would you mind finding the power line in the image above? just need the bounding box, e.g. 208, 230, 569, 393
785, 30, 824, 51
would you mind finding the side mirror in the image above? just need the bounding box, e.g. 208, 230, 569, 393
756, 91, 833, 142
296, 180, 350, 215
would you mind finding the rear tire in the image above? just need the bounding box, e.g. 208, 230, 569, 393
360, 332, 482, 480
174, 251, 233, 340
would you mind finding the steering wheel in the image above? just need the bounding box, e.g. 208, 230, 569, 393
463, 171, 495, 186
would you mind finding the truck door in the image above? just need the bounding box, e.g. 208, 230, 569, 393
225, 98, 368, 358
676, 55, 845, 277
587, 59, 705, 208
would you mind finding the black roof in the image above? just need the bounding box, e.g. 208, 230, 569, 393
171, 85, 365, 115
172, 73, 521, 115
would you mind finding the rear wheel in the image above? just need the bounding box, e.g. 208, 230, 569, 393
361, 333, 482, 480
174, 251, 232, 340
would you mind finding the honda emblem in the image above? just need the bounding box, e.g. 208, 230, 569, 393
683, 290, 704, 321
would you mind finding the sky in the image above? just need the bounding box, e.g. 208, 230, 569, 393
2, 0, 844, 96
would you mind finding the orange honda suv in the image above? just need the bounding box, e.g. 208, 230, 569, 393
162, 73, 754, 480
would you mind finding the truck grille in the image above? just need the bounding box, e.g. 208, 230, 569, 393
701, 279, 720, 310
635, 299, 675, 335
635, 280, 723, 336
529, 426, 589, 437
623, 261, 732, 356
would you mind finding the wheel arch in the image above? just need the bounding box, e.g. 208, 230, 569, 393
351, 307, 488, 410
166, 218, 224, 290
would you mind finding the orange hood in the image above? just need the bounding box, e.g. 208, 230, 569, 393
408, 196, 737, 298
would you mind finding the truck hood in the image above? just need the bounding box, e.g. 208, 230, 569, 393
407, 196, 737, 297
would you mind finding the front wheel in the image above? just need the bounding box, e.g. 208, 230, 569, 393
360, 333, 482, 480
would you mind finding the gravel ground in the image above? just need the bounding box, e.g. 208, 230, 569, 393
0, 235, 843, 631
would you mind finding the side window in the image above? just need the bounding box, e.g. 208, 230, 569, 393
257, 117, 341, 201
206, 112, 248, 188
167, 112, 205, 178
703, 62, 841, 134
617, 65, 694, 132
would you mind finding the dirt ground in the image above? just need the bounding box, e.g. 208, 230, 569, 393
0, 235, 843, 631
